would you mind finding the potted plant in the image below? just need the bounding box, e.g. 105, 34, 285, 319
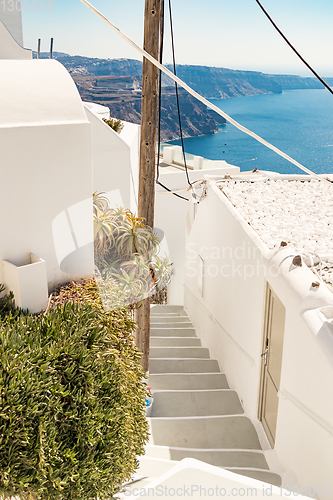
145, 386, 154, 417
93, 192, 172, 312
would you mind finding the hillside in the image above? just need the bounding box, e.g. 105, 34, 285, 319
39, 53, 332, 140
267, 73, 333, 90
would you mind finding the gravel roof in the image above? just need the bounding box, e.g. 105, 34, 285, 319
218, 178, 333, 288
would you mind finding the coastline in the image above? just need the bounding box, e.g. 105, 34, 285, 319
164, 89, 333, 175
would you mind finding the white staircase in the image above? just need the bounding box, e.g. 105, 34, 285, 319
133, 305, 282, 488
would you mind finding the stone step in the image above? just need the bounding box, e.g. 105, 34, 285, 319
150, 346, 210, 359
150, 328, 196, 337
147, 304, 282, 490
226, 468, 282, 487
149, 358, 220, 374
151, 305, 184, 314
151, 390, 244, 417
144, 445, 269, 470
149, 416, 261, 450
151, 312, 187, 318
151, 310, 180, 314
150, 316, 191, 323
150, 337, 201, 347
151, 322, 193, 329
148, 373, 229, 390
133, 459, 281, 489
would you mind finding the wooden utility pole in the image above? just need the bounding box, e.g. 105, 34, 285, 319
135, 0, 161, 373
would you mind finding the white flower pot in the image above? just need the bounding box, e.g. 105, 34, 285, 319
145, 397, 154, 417
2, 253, 48, 313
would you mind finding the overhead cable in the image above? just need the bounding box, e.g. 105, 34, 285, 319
255, 0, 333, 96
156, 180, 189, 201
78, 0, 330, 184
155, 0, 189, 202
168, 0, 192, 187
156, 0, 164, 184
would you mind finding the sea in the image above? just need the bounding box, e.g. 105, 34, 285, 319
168, 89, 333, 175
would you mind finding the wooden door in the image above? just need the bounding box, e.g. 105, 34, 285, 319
258, 284, 286, 446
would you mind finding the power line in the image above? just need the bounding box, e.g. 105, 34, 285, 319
155, 0, 190, 201
156, 0, 164, 184
79, 0, 330, 184
155, 0, 189, 202
156, 180, 189, 201
255, 0, 333, 96
168, 0, 192, 187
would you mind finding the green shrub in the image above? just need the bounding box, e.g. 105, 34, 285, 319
0, 281, 149, 500
102, 117, 124, 133
0, 284, 17, 320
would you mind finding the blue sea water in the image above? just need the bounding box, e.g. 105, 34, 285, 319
169, 89, 333, 175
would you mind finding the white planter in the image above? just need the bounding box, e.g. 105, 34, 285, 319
3, 253, 48, 313
145, 397, 154, 417
163, 146, 175, 164
193, 155, 203, 170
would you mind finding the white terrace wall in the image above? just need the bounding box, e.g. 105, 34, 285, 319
184, 181, 333, 497
85, 103, 140, 214
155, 166, 239, 305
0, 59, 93, 297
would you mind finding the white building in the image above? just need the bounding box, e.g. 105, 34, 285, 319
182, 173, 333, 497
0, 4, 140, 312
85, 101, 140, 213
0, 1, 31, 59
1, 3, 332, 498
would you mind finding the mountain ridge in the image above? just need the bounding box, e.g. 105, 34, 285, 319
36, 53, 333, 140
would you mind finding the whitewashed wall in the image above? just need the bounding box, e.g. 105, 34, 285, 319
155, 167, 239, 305
85, 103, 140, 214
120, 120, 140, 214
0, 21, 31, 59
0, 59, 93, 296
0, 0, 32, 59
0, 0, 24, 46
184, 180, 333, 497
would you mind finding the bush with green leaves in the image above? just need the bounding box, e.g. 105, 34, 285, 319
102, 117, 124, 133
0, 280, 149, 500
0, 284, 17, 320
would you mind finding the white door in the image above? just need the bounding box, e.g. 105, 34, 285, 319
259, 284, 286, 446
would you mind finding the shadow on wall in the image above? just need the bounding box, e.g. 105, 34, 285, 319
52, 198, 94, 276
52, 194, 171, 311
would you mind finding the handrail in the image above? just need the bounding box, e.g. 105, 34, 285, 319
183, 284, 255, 366
278, 390, 333, 438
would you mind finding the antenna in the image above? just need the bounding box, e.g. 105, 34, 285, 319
37, 39, 41, 59
49, 38, 54, 59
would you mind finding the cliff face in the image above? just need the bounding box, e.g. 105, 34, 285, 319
41, 53, 331, 140
74, 74, 226, 141
54, 55, 228, 141
266, 74, 329, 90
165, 65, 282, 99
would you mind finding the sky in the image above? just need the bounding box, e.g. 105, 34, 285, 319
21, 0, 333, 77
